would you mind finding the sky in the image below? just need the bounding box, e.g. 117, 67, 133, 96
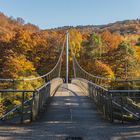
0, 0, 140, 29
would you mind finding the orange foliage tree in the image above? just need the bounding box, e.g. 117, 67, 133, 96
101, 29, 122, 52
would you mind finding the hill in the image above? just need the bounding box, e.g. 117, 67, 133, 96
0, 11, 140, 82
53, 19, 140, 35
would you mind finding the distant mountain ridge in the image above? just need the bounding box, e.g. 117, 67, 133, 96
0, 11, 140, 36
52, 19, 140, 35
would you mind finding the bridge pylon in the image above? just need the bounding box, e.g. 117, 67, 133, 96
66, 31, 69, 83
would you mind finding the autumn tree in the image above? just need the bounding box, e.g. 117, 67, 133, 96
11, 29, 33, 55
136, 37, 140, 46
0, 12, 8, 27
83, 32, 102, 59
23, 23, 39, 33
101, 29, 122, 52
92, 60, 114, 78
0, 98, 6, 117
16, 17, 25, 25
106, 41, 137, 79
69, 28, 82, 57
1, 49, 35, 79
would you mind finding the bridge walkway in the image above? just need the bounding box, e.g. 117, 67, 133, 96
0, 84, 140, 140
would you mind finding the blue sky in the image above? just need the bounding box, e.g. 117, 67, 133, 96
0, 0, 140, 29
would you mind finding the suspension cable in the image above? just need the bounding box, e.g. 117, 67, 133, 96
0, 34, 66, 81
71, 43, 112, 81
71, 46, 140, 82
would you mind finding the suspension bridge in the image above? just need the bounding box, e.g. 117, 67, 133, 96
0, 32, 140, 140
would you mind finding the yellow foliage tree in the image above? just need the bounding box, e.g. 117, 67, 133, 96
12, 29, 33, 54
2, 50, 35, 79
69, 29, 82, 57
94, 60, 115, 79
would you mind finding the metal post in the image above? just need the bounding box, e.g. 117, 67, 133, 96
66, 31, 69, 83
120, 93, 124, 124
21, 92, 25, 123
110, 93, 114, 123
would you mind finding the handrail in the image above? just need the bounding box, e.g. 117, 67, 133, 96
75, 78, 108, 92
109, 90, 140, 93
0, 81, 50, 120
71, 46, 140, 82
75, 78, 140, 94
0, 78, 63, 121
72, 54, 112, 80
0, 98, 32, 120
73, 78, 140, 121
0, 90, 34, 92
36, 81, 50, 92
112, 101, 140, 119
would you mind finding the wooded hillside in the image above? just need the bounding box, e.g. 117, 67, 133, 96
0, 12, 140, 83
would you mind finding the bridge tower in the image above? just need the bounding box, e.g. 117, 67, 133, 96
66, 31, 69, 83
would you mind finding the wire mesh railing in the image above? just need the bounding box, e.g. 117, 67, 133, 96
72, 52, 140, 123
0, 35, 65, 123
0, 78, 63, 123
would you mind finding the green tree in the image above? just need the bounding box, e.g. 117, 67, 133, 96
108, 41, 137, 79
83, 32, 102, 59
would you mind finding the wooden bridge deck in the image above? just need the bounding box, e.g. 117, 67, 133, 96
0, 84, 140, 140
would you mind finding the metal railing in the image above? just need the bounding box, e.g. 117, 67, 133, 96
72, 51, 140, 123
0, 78, 63, 123
0, 90, 34, 123
0, 36, 65, 123
72, 78, 140, 123
31, 78, 63, 122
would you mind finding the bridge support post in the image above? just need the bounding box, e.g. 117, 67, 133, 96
109, 93, 114, 123
66, 31, 69, 83
21, 91, 25, 123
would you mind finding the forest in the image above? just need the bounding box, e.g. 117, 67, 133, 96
0, 12, 140, 116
